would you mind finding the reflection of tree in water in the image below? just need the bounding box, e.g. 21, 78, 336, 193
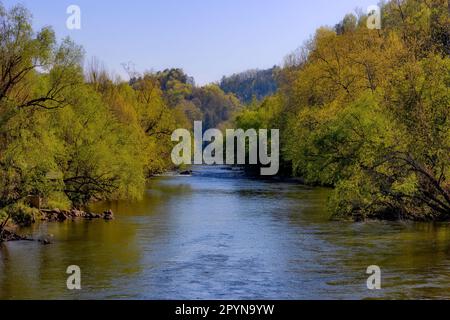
0, 218, 142, 299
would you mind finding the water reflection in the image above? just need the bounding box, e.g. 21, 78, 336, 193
1, 166, 450, 299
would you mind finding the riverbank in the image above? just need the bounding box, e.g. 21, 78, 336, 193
240, 164, 450, 222
0, 167, 193, 244
0, 208, 114, 243
0, 228, 31, 242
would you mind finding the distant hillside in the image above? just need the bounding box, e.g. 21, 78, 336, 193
219, 67, 279, 104
130, 68, 242, 129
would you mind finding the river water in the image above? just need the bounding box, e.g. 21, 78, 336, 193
1, 166, 449, 299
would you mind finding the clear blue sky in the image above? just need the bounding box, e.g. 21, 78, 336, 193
3, 0, 376, 85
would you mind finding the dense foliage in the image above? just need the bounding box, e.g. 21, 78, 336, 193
0, 3, 239, 230
235, 0, 449, 220
131, 68, 242, 129
220, 67, 279, 104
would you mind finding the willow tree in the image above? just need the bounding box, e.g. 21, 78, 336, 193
233, 0, 450, 220
0, 4, 148, 230
0, 4, 83, 220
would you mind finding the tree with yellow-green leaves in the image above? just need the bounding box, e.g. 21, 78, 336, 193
235, 0, 449, 220
0, 3, 243, 233
0, 4, 182, 231
0, 4, 84, 226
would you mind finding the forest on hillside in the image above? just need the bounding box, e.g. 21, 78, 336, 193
234, 0, 449, 220
219, 67, 279, 104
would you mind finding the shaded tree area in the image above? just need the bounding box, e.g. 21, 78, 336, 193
235, 0, 449, 221
219, 67, 279, 104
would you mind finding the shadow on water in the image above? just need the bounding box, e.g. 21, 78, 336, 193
1, 165, 450, 299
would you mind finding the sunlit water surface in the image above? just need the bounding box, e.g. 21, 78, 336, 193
1, 166, 450, 299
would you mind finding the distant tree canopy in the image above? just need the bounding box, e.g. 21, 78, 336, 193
131, 68, 242, 130
219, 67, 279, 104
235, 0, 450, 221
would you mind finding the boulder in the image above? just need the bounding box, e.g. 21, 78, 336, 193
39, 238, 51, 245
84, 212, 95, 219
40, 208, 116, 222
103, 209, 114, 220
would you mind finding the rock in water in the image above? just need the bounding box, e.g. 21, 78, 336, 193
103, 209, 114, 220
39, 238, 51, 245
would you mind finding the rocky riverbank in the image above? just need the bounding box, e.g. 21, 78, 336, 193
0, 228, 32, 242
40, 208, 115, 222
0, 209, 115, 243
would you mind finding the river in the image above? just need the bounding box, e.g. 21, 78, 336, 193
1, 166, 449, 299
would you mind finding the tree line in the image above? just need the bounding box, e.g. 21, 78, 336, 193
234, 0, 449, 220
219, 67, 279, 104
